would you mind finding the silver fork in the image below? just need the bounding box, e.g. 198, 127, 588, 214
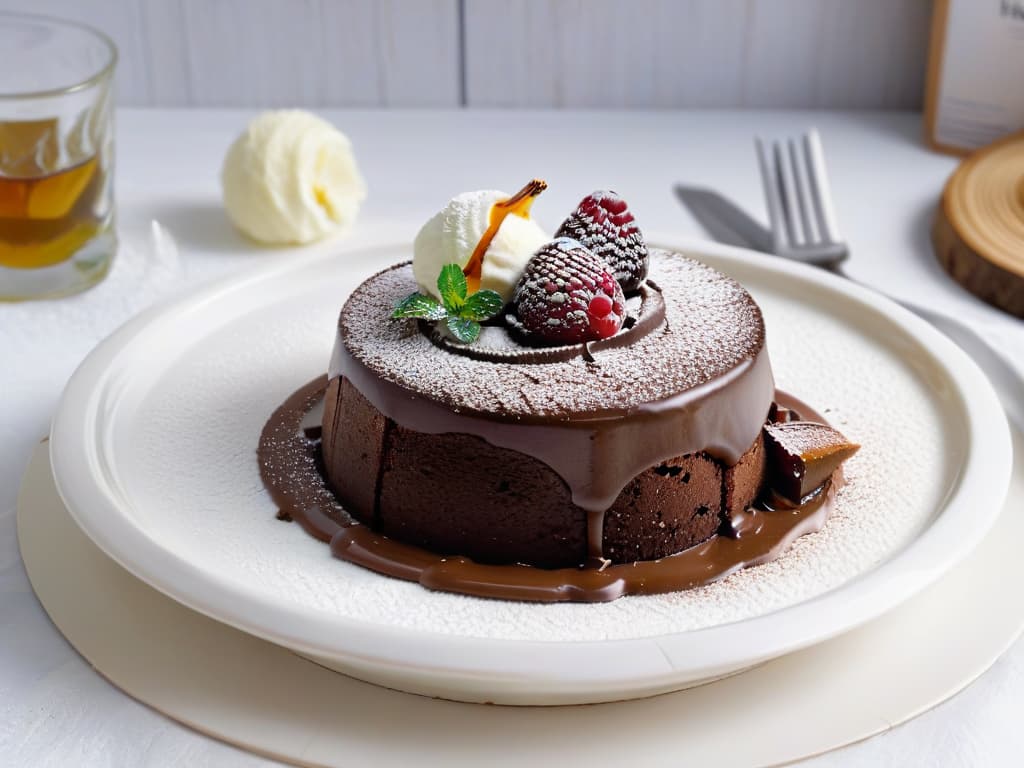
754, 129, 1024, 430
755, 130, 848, 269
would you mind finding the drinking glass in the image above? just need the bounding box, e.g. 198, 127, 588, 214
0, 13, 117, 301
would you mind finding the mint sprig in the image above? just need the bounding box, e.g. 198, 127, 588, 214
390, 263, 504, 344
460, 290, 503, 321
392, 292, 447, 321
445, 316, 481, 344
437, 264, 468, 312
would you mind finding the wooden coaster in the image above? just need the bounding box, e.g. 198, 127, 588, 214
933, 131, 1024, 318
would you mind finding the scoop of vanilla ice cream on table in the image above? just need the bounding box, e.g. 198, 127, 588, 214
221, 110, 366, 245
413, 183, 549, 303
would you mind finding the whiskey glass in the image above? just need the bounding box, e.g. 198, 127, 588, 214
0, 12, 117, 301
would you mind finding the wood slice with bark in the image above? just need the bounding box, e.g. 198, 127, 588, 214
933, 131, 1024, 318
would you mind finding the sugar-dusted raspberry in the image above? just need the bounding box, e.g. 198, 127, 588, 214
555, 190, 649, 292
512, 237, 626, 344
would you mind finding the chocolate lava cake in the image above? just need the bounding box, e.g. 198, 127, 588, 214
261, 182, 859, 601
321, 250, 776, 568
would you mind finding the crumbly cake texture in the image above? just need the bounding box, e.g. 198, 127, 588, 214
340, 250, 764, 419
134, 251, 947, 642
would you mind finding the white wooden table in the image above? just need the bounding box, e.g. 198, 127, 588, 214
2, 109, 1022, 766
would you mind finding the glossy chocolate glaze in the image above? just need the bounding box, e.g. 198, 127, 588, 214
259, 378, 839, 604
328, 256, 774, 514
331, 340, 772, 516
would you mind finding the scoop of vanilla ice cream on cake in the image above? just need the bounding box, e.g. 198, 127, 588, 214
221, 110, 366, 245
413, 189, 548, 303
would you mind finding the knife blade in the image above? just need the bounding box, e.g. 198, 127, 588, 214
672, 185, 774, 253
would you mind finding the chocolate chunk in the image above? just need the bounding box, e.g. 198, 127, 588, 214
763, 421, 859, 502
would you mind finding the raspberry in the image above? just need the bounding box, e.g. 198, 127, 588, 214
512, 238, 626, 344
555, 190, 649, 292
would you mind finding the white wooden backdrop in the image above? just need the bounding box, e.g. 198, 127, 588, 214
1, 0, 932, 108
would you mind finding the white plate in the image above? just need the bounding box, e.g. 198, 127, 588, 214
49, 237, 1012, 705
19, 435, 1024, 767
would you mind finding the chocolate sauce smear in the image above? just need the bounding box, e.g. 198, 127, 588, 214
259, 378, 839, 604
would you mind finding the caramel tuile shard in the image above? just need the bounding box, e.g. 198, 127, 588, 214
462, 179, 547, 292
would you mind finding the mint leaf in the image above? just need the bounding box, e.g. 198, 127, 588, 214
390, 267, 494, 345
391, 292, 447, 321
445, 316, 481, 344
437, 264, 468, 313
459, 289, 503, 322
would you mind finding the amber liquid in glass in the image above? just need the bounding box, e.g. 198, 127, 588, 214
0, 156, 104, 269
0, 118, 106, 270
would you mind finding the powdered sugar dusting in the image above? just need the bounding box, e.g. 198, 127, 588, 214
341, 250, 765, 418
765, 421, 858, 457
121, 248, 952, 642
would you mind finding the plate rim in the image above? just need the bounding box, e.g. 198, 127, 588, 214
48, 234, 1013, 691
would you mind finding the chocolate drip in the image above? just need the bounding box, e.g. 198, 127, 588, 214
331, 341, 774, 513
258, 379, 840, 604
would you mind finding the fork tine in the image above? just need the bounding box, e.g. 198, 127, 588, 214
774, 140, 802, 246
802, 129, 841, 244
755, 137, 786, 252
787, 138, 817, 244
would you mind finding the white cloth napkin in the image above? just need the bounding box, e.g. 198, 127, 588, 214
0, 223, 187, 515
